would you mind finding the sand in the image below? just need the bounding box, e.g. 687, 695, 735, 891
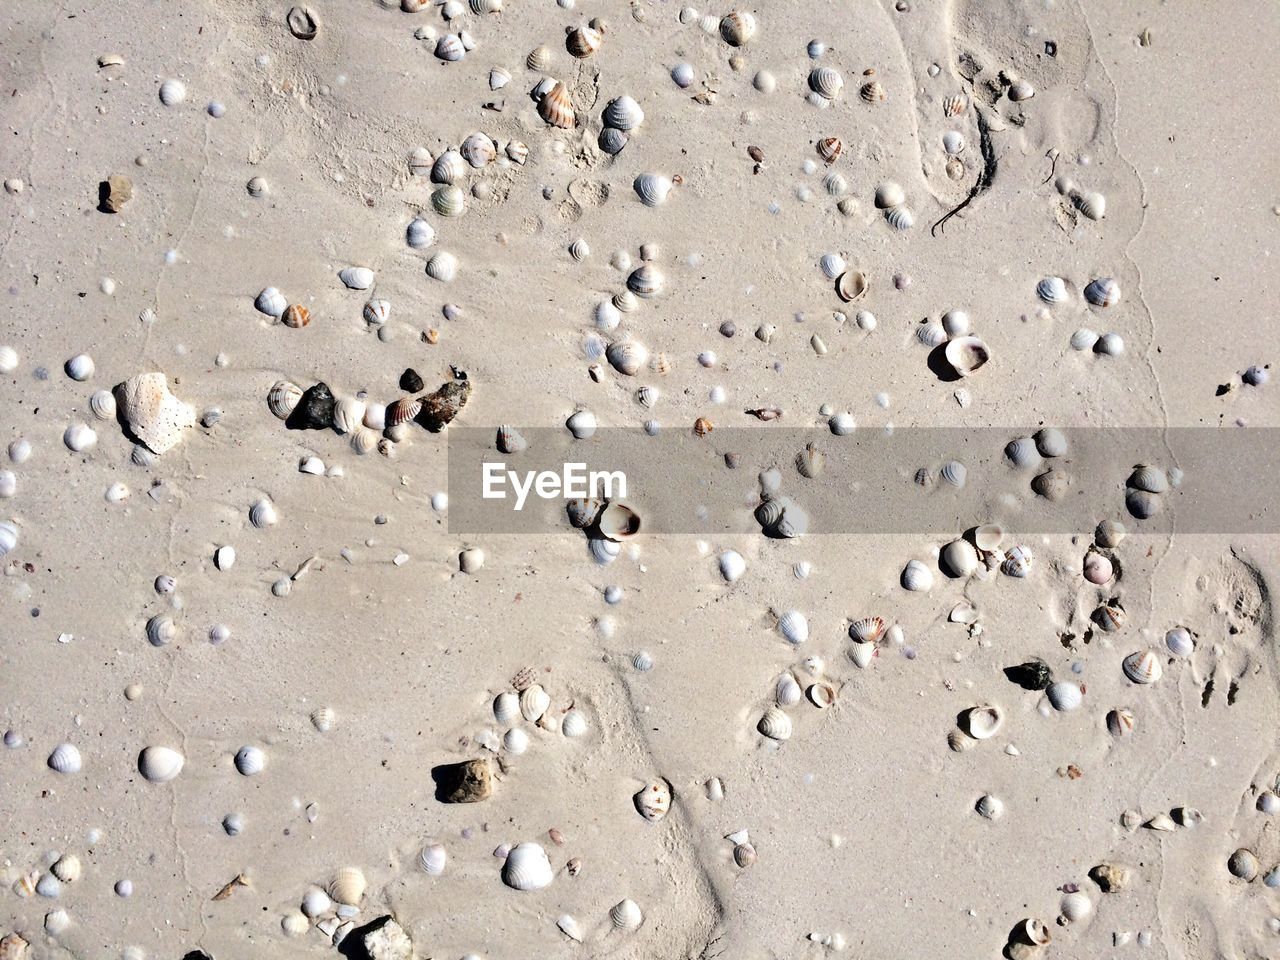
3, 1, 1280, 958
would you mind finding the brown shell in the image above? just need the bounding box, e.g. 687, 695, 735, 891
693, 417, 713, 437
538, 82, 575, 129
386, 396, 423, 427
565, 25, 602, 58
281, 304, 311, 328
860, 81, 887, 103
816, 137, 842, 163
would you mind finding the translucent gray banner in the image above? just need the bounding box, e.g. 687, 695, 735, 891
444, 427, 1270, 535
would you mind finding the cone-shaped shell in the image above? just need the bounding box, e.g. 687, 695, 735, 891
502, 842, 555, 890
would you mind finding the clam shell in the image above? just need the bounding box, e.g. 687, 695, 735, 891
778, 610, 809, 645
1228, 848, 1260, 881
1122, 650, 1162, 685
1020, 919, 1051, 946
836, 269, 867, 302
975, 794, 1004, 820
916, 322, 947, 348
963, 705, 1003, 739
885, 205, 914, 231
1083, 551, 1114, 585
817, 137, 843, 163
146, 612, 177, 646
1037, 276, 1069, 303
819, 253, 845, 280
332, 397, 366, 435
1106, 707, 1135, 737
603, 95, 644, 131
757, 706, 792, 741
901, 559, 933, 592
874, 181, 905, 209
1093, 602, 1126, 632
50, 855, 81, 884
434, 33, 465, 61
301, 888, 332, 918
719, 10, 756, 45
1096, 519, 1127, 548
48, 743, 82, 774
1096, 333, 1126, 355
431, 185, 466, 218
627, 263, 664, 298
606, 339, 649, 375
406, 218, 435, 248
460, 132, 496, 168
1046, 681, 1083, 712
808, 66, 844, 100
941, 310, 970, 337
138, 745, 185, 783
973, 523, 1003, 551
561, 709, 588, 738
943, 336, 989, 376
281, 304, 310, 328
1128, 465, 1168, 493
635, 385, 660, 408
426, 251, 458, 282
1165, 626, 1194, 657
633, 173, 674, 207
310, 706, 336, 732
1084, 277, 1121, 307
1126, 488, 1162, 519
502, 843, 555, 892
1004, 437, 1041, 469
1031, 469, 1071, 502
1070, 327, 1100, 351
89, 389, 117, 421
775, 673, 802, 707
519, 684, 550, 722
493, 691, 519, 725
338, 266, 374, 290
489, 65, 511, 90
63, 422, 96, 452
65, 353, 95, 381
233, 744, 266, 775
940, 460, 967, 488
634, 779, 671, 821
1074, 190, 1106, 220
1002, 545, 1033, 578
796, 443, 824, 478
158, 78, 186, 106
940, 539, 979, 578
566, 497, 604, 528
566, 24, 602, 58
719, 549, 746, 582
249, 498, 278, 528
610, 898, 643, 930
328, 867, 366, 905
496, 424, 527, 454
44, 909, 70, 936
431, 150, 466, 185
598, 501, 641, 540
537, 82, 575, 128
566, 409, 597, 439
569, 238, 590, 262
599, 126, 629, 155
1034, 427, 1068, 457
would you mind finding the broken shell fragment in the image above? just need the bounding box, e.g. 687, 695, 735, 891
962, 704, 1003, 740
115, 372, 195, 455
634, 779, 672, 822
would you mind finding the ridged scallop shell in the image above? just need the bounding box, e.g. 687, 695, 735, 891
537, 82, 575, 128
1165, 626, 1194, 657
1106, 707, 1135, 737
566, 25, 602, 58
1094, 602, 1126, 632
1046, 681, 1083, 712
1084, 277, 1121, 307
493, 691, 520, 726
757, 707, 792, 741
234, 744, 265, 775
885, 205, 914, 231
942, 93, 968, 116
633, 173, 673, 207
435, 33, 465, 61
310, 706, 336, 732
384, 396, 421, 428
975, 794, 1004, 820
635, 385, 660, 409
603, 95, 644, 131
426, 251, 458, 282
859, 80, 887, 103
901, 559, 933, 592
158, 78, 187, 106
519, 683, 550, 722
561, 709, 588, 737
328, 867, 366, 905
146, 612, 177, 646
138, 745, 184, 782
1037, 276, 1069, 303
89, 389, 117, 421
719, 10, 756, 46
824, 171, 848, 196
778, 610, 809, 645
50, 854, 81, 883
505, 140, 529, 164
48, 743, 82, 773
460, 132, 496, 168
281, 304, 310, 328
963, 704, 1003, 739
808, 66, 843, 99
610, 898, 643, 930
627, 263, 664, 298
598, 126, 629, 154
502, 843, 554, 890
1122, 650, 1162, 684
496, 424, 527, 454
848, 616, 885, 644
634, 779, 672, 821
1004, 436, 1041, 469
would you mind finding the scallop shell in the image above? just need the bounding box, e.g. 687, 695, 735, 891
310, 706, 336, 732
406, 218, 435, 249
44, 909, 71, 936
859, 80, 887, 103
633, 173, 674, 207
634, 779, 672, 821
901, 559, 933, 592
435, 33, 465, 61
874, 181, 905, 209
1037, 276, 1069, 304
1084, 277, 1121, 307
1004, 436, 1041, 469
719, 10, 756, 46
159, 78, 187, 106
414, 844, 446, 882
808, 66, 843, 100
1106, 707, 1135, 737
519, 683, 550, 722
496, 424, 527, 454
848, 616, 885, 644
963, 705, 1003, 740
328, 867, 366, 905
1002, 545, 1034, 578
234, 744, 266, 775
1165, 626, 1194, 657
503, 842, 555, 890
460, 132, 496, 168
48, 743, 82, 774
538, 82, 575, 128
943, 93, 968, 116
561, 709, 588, 738
604, 95, 644, 130
757, 707, 793, 741
610, 898, 643, 930
885, 205, 914, 231
627, 263, 664, 298
566, 24, 602, 58
635, 385, 660, 408
1122, 650, 1162, 685
386, 396, 423, 428
249, 498, 278, 528
49, 854, 81, 884
606, 339, 649, 375
138, 745, 184, 783
796, 443, 824, 478
568, 238, 591, 262
778, 610, 809, 645
146, 612, 177, 646
426, 251, 458, 282
1046, 681, 1083, 712
944, 336, 989, 376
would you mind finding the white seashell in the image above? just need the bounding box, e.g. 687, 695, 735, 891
36, 873, 60, 898
44, 908, 71, 936
435, 33, 465, 61
519, 684, 550, 722
627, 263, 664, 298
942, 130, 965, 154
302, 887, 333, 917
775, 673, 802, 706
916, 322, 947, 348
491, 691, 520, 726
418, 843, 447, 877
1004, 437, 1041, 469
566, 409, 597, 439
65, 353, 95, 381
1070, 328, 1100, 351
590, 537, 620, 565
671, 62, 695, 88
1083, 551, 1113, 585
249, 498, 278, 528
1165, 626, 1194, 658
1046, 681, 1084, 712
1096, 519, 1127, 548
502, 842, 555, 890
1122, 650, 1162, 685
963, 705, 1003, 740
1096, 332, 1125, 356
633, 650, 653, 671
719, 10, 756, 45
89, 389, 117, 421
1034, 427, 1068, 457
975, 794, 1004, 820
310, 706, 336, 732
1060, 891, 1093, 923
48, 743, 82, 774
0, 470, 14, 498
1258, 791, 1280, 815
901, 559, 933, 592
829, 412, 856, 435
568, 238, 590, 263
718, 549, 746, 582
1002, 545, 1034, 578
634, 173, 674, 207
808, 66, 843, 100
557, 914, 585, 942
328, 867, 366, 905
819, 253, 846, 280
426, 251, 458, 282
940, 539, 979, 578
1008, 78, 1035, 101
63, 423, 97, 453
807, 683, 835, 709
138, 745, 184, 782
1128, 465, 1168, 494
1084, 277, 1121, 307
406, 218, 435, 249
885, 206, 914, 231
255, 286, 287, 317
603, 95, 644, 131
50, 855, 81, 884
503, 728, 530, 754
115, 372, 194, 455
561, 709, 588, 738
328, 397, 364, 436
159, 79, 187, 106
1228, 848, 1260, 881
944, 336, 989, 376
489, 66, 511, 90
460, 132, 496, 169
1037, 276, 1069, 304
146, 613, 177, 646
606, 339, 649, 376
598, 500, 641, 541
757, 707, 793, 741
1074, 190, 1106, 220
233, 744, 266, 775
941, 309, 970, 337
940, 460, 967, 488
824, 171, 849, 196
611, 898, 643, 930
874, 181, 905, 209
778, 610, 809, 645
339, 266, 374, 290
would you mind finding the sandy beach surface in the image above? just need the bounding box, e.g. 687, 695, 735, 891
3, 1, 1280, 958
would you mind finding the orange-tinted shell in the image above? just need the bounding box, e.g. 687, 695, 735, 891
282, 304, 311, 328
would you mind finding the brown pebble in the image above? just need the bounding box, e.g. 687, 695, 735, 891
99, 174, 133, 213
436, 758, 492, 803
747, 145, 764, 162
1089, 862, 1131, 893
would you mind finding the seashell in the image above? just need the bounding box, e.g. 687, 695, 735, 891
50, 855, 81, 885
48, 743, 82, 774
1033, 427, 1068, 458
1031, 469, 1071, 502
634, 779, 672, 821
901, 559, 933, 592
1228, 848, 1260, 881
431, 184, 466, 218
329, 397, 365, 436
350, 426, 378, 455
1002, 545, 1034, 578
943, 336, 989, 376
940, 310, 970, 337
328, 867, 366, 905
386, 396, 423, 428
566, 24, 603, 59
495, 424, 528, 455
824, 171, 849, 197
1128, 465, 1168, 494
255, 286, 287, 318
234, 744, 266, 775
138, 745, 184, 783
778, 610, 809, 645
64, 353, 95, 382
627, 263, 664, 298
566, 409, 597, 439
561, 709, 588, 738
859, 80, 887, 103
975, 794, 1004, 821
520, 684, 550, 722
733, 842, 757, 867
604, 95, 644, 131
63, 422, 97, 453
755, 499, 784, 530
633, 650, 654, 671
885, 205, 914, 231
538, 82, 575, 128
1084, 277, 1121, 307
501, 842, 555, 891
159, 78, 186, 106
757, 707, 792, 741
942, 93, 968, 116
301, 887, 332, 918
88, 388, 118, 422
556, 914, 586, 943
493, 691, 520, 726
503, 728, 529, 754
1068, 328, 1099, 352
598, 126, 629, 155
719, 549, 746, 582
611, 898, 643, 931
408, 146, 433, 176
1046, 681, 1084, 712
963, 705, 1003, 740
635, 385, 660, 409
973, 524, 1003, 551
1106, 708, 1135, 737
568, 238, 591, 263
633, 173, 674, 207
0, 522, 15, 561
606, 339, 649, 376
719, 10, 756, 46
426, 251, 458, 282
807, 683, 835, 709
914, 322, 946, 349
942, 130, 965, 155
1037, 276, 1069, 304
1074, 190, 1106, 220
816, 137, 843, 163
775, 673, 802, 706
1126, 488, 1161, 519
1004, 436, 1041, 469
1083, 551, 1114, 585
338, 266, 374, 290
146, 612, 177, 646
796, 443, 824, 478
775, 502, 809, 538
487, 66, 512, 93
1008, 79, 1035, 102
310, 706, 336, 732
435, 33, 465, 61
249, 498, 278, 528
818, 254, 846, 281
598, 501, 641, 540
430, 151, 466, 187
526, 44, 554, 71
874, 181, 905, 209
566, 497, 604, 529
940, 460, 967, 488
1122, 650, 1162, 685
808, 66, 844, 100
1059, 891, 1093, 924
1096, 519, 1127, 548
849, 641, 876, 669
406, 217, 436, 250
461, 132, 496, 168
1093, 602, 1126, 632
848, 616, 885, 644
1258, 791, 1280, 815
44, 909, 71, 936
836, 269, 868, 302
1165, 626, 1194, 657
940, 539, 979, 578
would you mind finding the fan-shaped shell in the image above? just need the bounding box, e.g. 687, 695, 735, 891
489, 65, 511, 90
406, 218, 435, 249
885, 205, 914, 231
255, 287, 287, 317
757, 707, 792, 741
426, 251, 458, 282
1004, 436, 1041, 469
633, 173, 673, 207
1106, 707, 1135, 737
848, 616, 885, 643
569, 238, 591, 262
138, 745, 184, 783
975, 794, 1004, 820
159, 79, 187, 106
850, 641, 875, 668
901, 559, 933, 592
1122, 650, 1162, 685
940, 460, 967, 488
1046, 681, 1083, 712
1031, 469, 1071, 502
519, 684, 550, 722
566, 497, 603, 528
566, 24, 602, 58
1037, 276, 1069, 304
460, 132, 496, 169
234, 744, 266, 775
310, 706, 336, 732
1084, 277, 1121, 307
598, 126, 629, 154
808, 66, 843, 99
1165, 626, 1194, 657
328, 867, 366, 905
385, 396, 422, 428
1002, 545, 1033, 578
249, 498, 278, 528
777, 610, 809, 645
627, 263, 664, 298
942, 93, 968, 116
89, 389, 117, 422
963, 705, 1003, 740
502, 842, 555, 890
944, 336, 989, 376
538, 82, 575, 128
50, 854, 81, 883
435, 33, 465, 61
610, 898, 643, 930
1060, 891, 1092, 923
493, 691, 520, 726
561, 709, 588, 738
634, 779, 672, 821
1094, 602, 1126, 632
635, 385, 660, 408
603, 95, 644, 131
719, 10, 756, 45
48, 743, 82, 773
496, 424, 527, 454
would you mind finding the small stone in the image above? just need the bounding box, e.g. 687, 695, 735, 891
286, 382, 335, 430
362, 917, 413, 960
436, 758, 492, 803
99, 174, 133, 213
399, 368, 425, 393
1089, 862, 1132, 893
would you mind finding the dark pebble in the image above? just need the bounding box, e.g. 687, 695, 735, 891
286, 382, 335, 430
